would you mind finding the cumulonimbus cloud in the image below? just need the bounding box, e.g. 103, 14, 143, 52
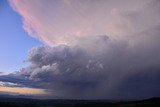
8, 0, 158, 46
3, 29, 160, 99
4, 0, 160, 99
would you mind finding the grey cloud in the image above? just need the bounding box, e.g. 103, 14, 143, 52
1, 28, 160, 99
0, 73, 42, 88
0, 81, 21, 87
13, 28, 160, 99
4, 0, 160, 99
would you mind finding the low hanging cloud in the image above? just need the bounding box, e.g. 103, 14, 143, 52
2, 0, 160, 99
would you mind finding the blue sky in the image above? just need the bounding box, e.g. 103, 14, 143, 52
0, 0, 41, 73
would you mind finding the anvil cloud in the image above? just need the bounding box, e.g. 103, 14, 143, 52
9, 0, 157, 45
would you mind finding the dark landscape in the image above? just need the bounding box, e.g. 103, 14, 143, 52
0, 97, 159, 107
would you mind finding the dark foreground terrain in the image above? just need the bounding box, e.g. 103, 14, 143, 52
0, 97, 159, 107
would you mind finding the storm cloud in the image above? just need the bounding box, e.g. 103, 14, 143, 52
8, 30, 160, 99
3, 0, 160, 99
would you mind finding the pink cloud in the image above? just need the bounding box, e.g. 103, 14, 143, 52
9, 0, 155, 46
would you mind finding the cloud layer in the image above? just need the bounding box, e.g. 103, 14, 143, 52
4, 0, 160, 99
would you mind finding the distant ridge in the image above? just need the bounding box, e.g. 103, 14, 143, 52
0, 96, 159, 107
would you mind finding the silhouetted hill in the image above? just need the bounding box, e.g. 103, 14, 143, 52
0, 96, 159, 107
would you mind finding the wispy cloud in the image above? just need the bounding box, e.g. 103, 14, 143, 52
0, 86, 46, 95
0, 74, 48, 96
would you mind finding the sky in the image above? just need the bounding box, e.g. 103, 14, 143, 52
0, 0, 41, 73
0, 0, 160, 99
